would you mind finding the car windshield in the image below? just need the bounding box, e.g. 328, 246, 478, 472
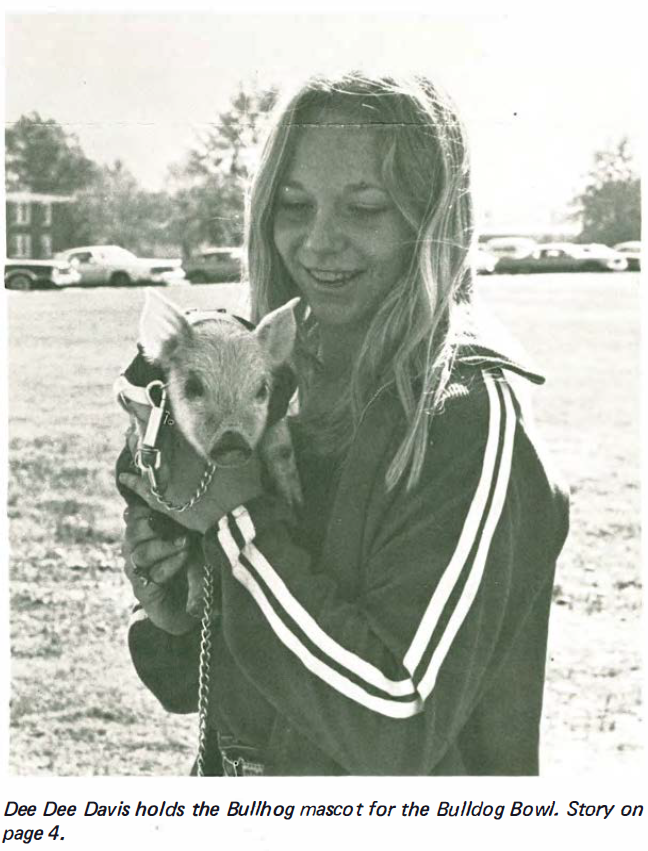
101, 247, 137, 260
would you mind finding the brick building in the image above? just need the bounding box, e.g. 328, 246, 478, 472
5, 191, 75, 259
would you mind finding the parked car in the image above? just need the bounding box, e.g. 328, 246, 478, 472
484, 237, 539, 260
183, 247, 243, 284
473, 247, 498, 274
613, 241, 641, 271
54, 245, 186, 286
495, 242, 628, 274
4, 258, 82, 291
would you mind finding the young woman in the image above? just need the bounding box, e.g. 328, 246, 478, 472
119, 73, 569, 776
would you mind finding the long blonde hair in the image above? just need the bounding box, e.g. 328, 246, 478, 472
246, 72, 475, 491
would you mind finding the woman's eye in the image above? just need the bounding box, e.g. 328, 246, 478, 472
349, 205, 388, 217
277, 200, 311, 217
184, 375, 204, 399
255, 380, 270, 402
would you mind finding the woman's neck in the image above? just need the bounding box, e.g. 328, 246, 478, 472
318, 322, 367, 379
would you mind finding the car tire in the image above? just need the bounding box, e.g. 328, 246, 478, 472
110, 271, 132, 287
6, 273, 34, 291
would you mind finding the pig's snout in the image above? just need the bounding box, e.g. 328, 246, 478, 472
209, 430, 253, 468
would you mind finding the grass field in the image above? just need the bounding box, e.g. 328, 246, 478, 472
5, 273, 642, 775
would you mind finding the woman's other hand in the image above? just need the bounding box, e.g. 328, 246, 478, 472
122, 502, 197, 635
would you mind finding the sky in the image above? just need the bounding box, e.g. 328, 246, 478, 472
4, 11, 642, 228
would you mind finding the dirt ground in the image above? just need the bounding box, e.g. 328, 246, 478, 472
5, 274, 642, 775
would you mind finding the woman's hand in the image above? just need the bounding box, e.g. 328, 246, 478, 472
122, 502, 197, 635
119, 429, 264, 534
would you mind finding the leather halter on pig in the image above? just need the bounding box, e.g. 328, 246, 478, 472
115, 292, 302, 617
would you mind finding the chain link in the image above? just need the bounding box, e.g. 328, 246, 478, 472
150, 461, 217, 513
196, 561, 215, 778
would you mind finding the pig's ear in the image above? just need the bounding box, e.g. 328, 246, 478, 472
139, 290, 193, 364
255, 297, 300, 365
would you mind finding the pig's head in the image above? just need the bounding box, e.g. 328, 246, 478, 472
139, 291, 299, 467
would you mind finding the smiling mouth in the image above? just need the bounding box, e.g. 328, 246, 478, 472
305, 268, 362, 286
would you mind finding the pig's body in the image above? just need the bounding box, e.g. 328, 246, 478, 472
119, 292, 302, 616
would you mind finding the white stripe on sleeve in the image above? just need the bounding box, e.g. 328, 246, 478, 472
403, 369, 503, 674
226, 511, 415, 698
233, 562, 422, 718
416, 378, 516, 699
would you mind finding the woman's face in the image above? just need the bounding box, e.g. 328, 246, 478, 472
272, 114, 413, 332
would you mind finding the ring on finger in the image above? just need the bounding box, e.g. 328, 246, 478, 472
131, 557, 152, 587
135, 570, 160, 588
137, 573, 161, 588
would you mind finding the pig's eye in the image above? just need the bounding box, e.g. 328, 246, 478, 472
255, 380, 270, 402
184, 374, 205, 399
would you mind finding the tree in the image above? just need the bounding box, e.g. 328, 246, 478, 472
71, 159, 175, 254
167, 85, 278, 253
5, 112, 98, 194
184, 87, 278, 181
572, 137, 641, 245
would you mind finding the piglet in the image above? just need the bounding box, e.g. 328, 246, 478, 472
135, 291, 302, 616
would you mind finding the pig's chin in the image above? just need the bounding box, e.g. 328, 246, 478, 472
210, 448, 252, 469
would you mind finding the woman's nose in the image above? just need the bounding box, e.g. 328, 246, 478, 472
302, 207, 345, 255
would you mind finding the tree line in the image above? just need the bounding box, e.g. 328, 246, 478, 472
5, 86, 640, 257
5, 86, 277, 258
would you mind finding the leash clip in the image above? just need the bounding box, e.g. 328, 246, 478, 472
135, 380, 168, 489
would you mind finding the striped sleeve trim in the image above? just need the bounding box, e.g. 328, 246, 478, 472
225, 549, 423, 719
216, 369, 516, 717
223, 507, 415, 698
410, 374, 516, 699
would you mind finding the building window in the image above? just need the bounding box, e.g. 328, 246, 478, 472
42, 203, 53, 226
15, 202, 31, 225
41, 234, 53, 258
10, 234, 33, 258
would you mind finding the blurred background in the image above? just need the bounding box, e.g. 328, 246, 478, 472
4, 13, 641, 283
3, 13, 642, 776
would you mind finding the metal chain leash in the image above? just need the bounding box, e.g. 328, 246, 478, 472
196, 560, 215, 778
150, 461, 217, 514
133, 382, 218, 775
134, 380, 218, 775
